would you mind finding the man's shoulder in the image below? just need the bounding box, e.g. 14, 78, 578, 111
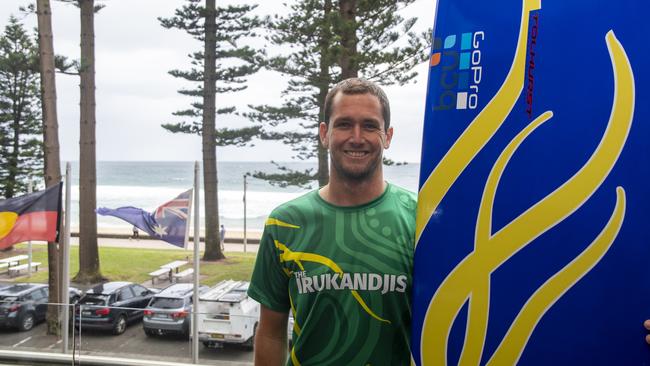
268, 190, 318, 220
386, 183, 417, 212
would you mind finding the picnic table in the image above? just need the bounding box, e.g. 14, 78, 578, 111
0, 255, 28, 267
161, 260, 187, 274
0, 255, 40, 276
149, 260, 188, 284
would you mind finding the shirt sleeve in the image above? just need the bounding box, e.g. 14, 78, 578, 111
248, 220, 291, 313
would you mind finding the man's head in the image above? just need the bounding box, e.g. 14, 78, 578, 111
323, 78, 391, 131
320, 78, 393, 183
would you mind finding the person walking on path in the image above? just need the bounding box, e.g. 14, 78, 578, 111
220, 224, 226, 251
248, 78, 416, 365
131, 226, 139, 240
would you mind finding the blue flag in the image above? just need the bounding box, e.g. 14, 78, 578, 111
97, 189, 193, 248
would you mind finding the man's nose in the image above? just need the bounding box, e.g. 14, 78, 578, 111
350, 124, 363, 141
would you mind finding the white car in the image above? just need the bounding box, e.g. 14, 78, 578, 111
196, 280, 260, 349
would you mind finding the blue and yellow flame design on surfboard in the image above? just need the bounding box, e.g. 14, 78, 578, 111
413, 0, 643, 364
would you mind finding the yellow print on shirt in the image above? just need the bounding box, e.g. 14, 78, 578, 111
274, 240, 391, 324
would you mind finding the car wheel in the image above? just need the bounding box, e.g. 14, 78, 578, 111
19, 312, 35, 332
245, 323, 257, 350
202, 341, 211, 348
181, 326, 190, 339
112, 314, 127, 335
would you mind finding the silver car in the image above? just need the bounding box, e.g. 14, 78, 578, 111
143, 283, 207, 337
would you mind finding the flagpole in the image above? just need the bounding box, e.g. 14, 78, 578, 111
243, 174, 247, 253
27, 180, 33, 274
192, 161, 200, 364
62, 163, 71, 353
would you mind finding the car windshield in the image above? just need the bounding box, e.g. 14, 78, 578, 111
149, 297, 184, 309
79, 294, 109, 305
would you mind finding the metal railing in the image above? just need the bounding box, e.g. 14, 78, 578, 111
0, 300, 257, 365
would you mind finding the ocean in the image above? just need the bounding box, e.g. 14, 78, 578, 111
67, 161, 420, 233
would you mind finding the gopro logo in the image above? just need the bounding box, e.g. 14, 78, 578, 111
431, 31, 485, 110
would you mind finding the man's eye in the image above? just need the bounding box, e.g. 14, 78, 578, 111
364, 123, 379, 130
336, 122, 351, 128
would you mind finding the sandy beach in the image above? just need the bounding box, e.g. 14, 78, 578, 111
68, 235, 260, 253
52, 226, 263, 253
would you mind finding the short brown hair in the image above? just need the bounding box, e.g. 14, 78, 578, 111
323, 78, 391, 130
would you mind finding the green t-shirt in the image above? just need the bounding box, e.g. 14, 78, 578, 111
248, 183, 416, 366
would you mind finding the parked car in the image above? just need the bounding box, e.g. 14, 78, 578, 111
143, 283, 208, 337
0, 283, 81, 331
288, 313, 294, 350
197, 280, 260, 349
75, 282, 157, 335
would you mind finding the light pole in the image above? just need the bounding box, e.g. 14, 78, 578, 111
27, 179, 32, 273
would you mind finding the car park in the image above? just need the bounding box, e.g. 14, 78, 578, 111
142, 283, 208, 338
75, 281, 157, 335
0, 283, 81, 331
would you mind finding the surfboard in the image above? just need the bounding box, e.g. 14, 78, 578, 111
413, 1, 649, 364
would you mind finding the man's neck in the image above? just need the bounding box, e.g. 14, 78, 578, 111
319, 171, 387, 207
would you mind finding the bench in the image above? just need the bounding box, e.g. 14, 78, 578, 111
149, 268, 170, 284
0, 261, 20, 272
172, 268, 194, 283
8, 262, 41, 277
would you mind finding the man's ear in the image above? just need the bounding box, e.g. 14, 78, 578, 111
383, 126, 394, 149
319, 122, 329, 148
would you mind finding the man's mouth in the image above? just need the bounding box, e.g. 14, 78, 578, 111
344, 151, 369, 158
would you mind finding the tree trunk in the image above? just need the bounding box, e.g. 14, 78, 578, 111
6, 115, 20, 198
36, 0, 62, 336
317, 0, 333, 187
75, 0, 102, 282
202, 0, 224, 261
338, 0, 358, 79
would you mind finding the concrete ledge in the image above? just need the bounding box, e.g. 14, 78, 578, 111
0, 349, 252, 366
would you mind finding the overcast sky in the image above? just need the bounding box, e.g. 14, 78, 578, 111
0, 0, 435, 163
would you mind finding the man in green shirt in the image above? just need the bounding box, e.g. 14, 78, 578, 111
248, 78, 416, 365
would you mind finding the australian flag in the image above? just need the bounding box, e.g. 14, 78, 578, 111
97, 189, 193, 248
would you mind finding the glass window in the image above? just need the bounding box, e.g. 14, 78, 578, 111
131, 285, 148, 297
30, 289, 44, 301
148, 297, 184, 309
118, 287, 135, 301
79, 294, 109, 305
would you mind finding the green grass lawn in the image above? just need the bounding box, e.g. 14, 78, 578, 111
1, 243, 256, 287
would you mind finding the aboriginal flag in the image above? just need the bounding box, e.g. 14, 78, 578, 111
0, 183, 62, 250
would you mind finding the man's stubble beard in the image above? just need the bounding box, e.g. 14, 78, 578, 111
330, 149, 383, 183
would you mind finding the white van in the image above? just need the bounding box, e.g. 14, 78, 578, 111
197, 280, 260, 349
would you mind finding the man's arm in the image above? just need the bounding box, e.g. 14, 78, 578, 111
255, 305, 289, 366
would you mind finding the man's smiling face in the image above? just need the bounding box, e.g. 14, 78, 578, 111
320, 92, 393, 182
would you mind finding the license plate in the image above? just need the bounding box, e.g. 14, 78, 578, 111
154, 314, 169, 319
210, 333, 224, 339
82, 311, 91, 316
